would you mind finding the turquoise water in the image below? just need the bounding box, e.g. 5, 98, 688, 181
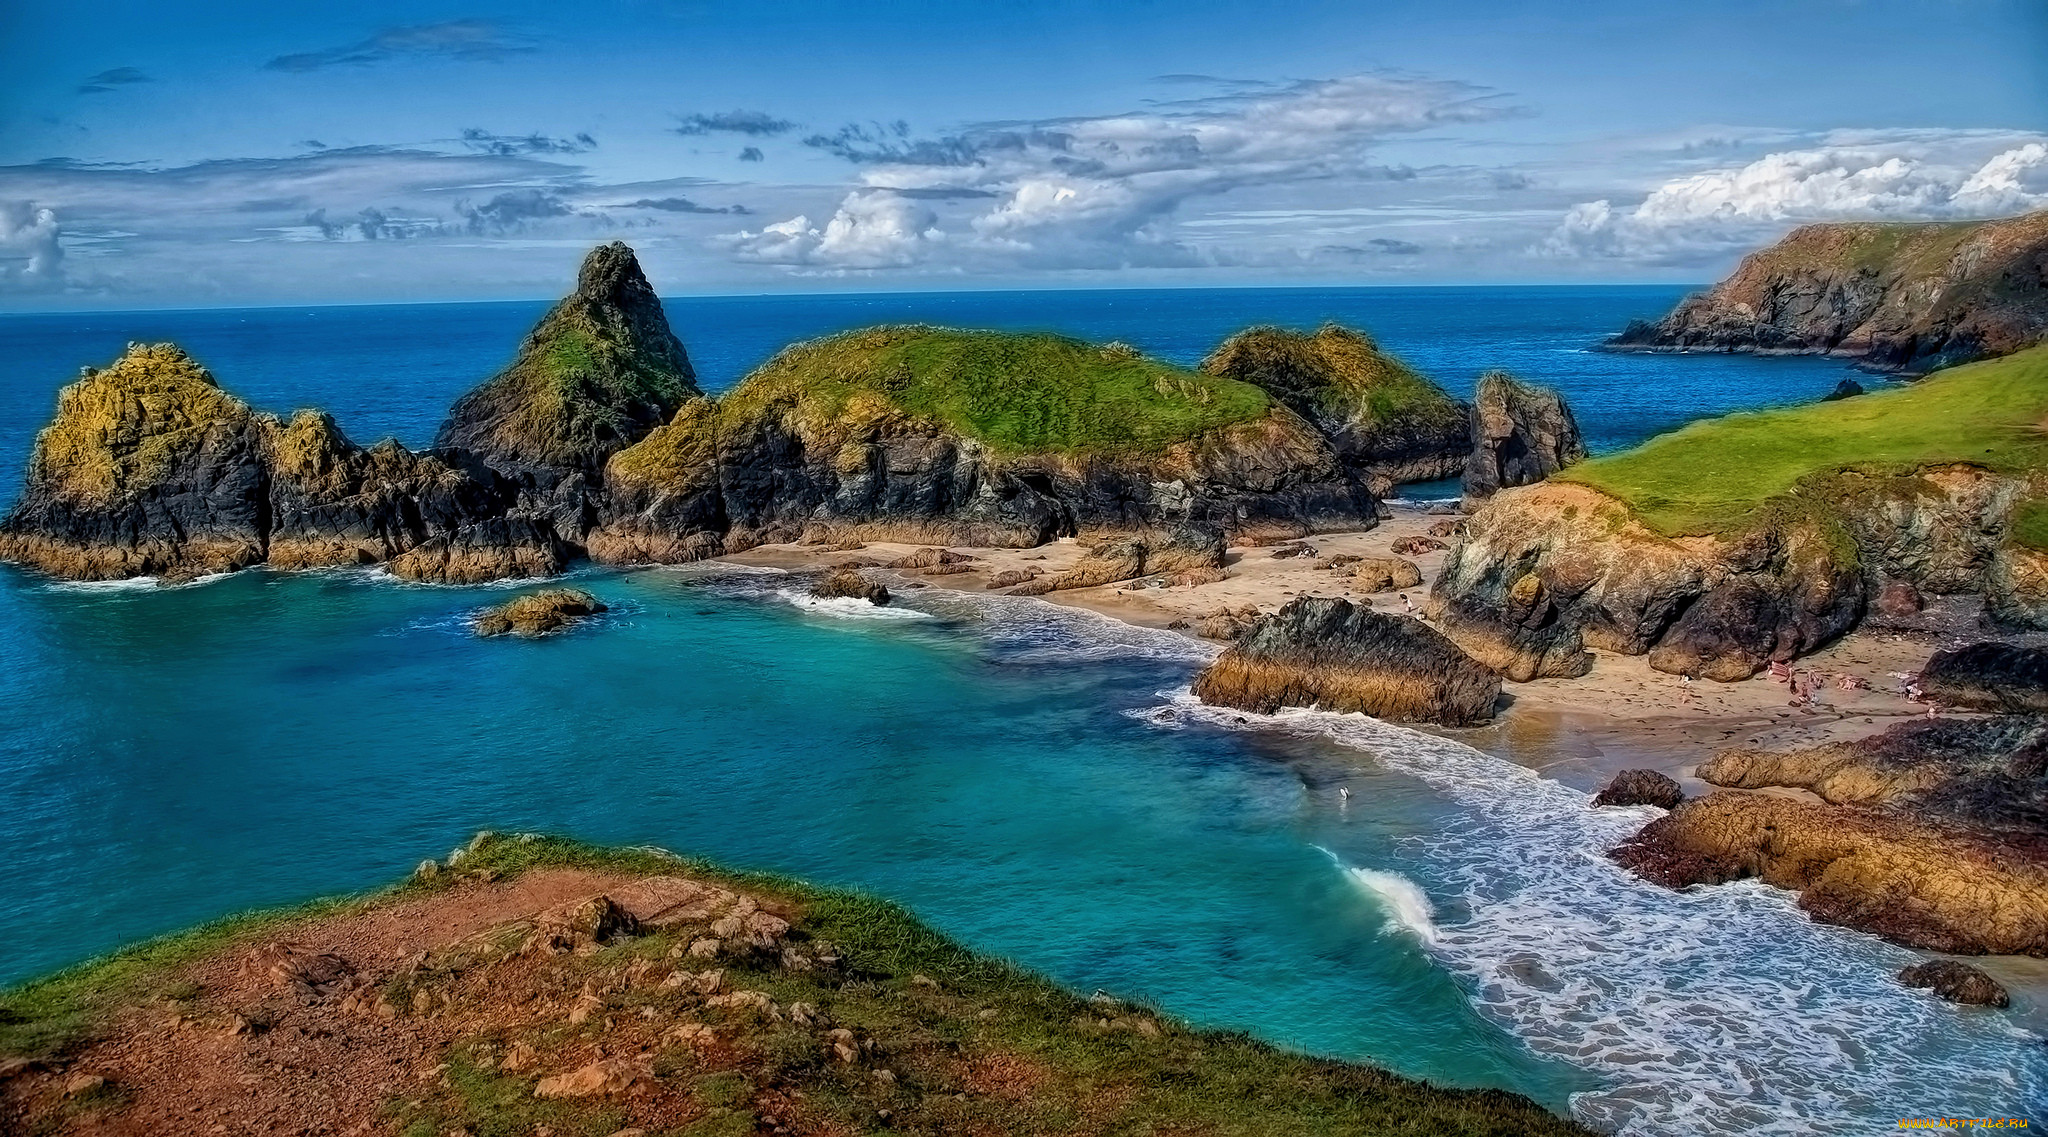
0, 288, 2038, 1134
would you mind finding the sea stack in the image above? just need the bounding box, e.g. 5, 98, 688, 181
1461, 370, 1586, 505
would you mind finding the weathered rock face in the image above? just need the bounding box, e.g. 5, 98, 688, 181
1461, 371, 1586, 504
1897, 960, 2011, 1008
1200, 324, 1470, 494
1611, 791, 2048, 956
1429, 465, 2048, 681
1920, 643, 2048, 713
0, 344, 270, 581
435, 242, 700, 533
474, 588, 608, 637
1592, 769, 1683, 809
1191, 597, 1501, 725
1609, 211, 2048, 372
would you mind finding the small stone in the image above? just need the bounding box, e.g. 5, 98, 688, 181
687, 937, 722, 959
501, 1041, 539, 1073
567, 994, 606, 1025
413, 860, 440, 881
62, 1073, 105, 1097
534, 1059, 642, 1099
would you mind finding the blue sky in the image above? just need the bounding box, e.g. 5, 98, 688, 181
1, 0, 2043, 307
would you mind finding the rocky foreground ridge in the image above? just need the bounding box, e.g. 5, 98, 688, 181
0, 243, 1580, 585
0, 834, 1587, 1136
1610, 210, 2048, 372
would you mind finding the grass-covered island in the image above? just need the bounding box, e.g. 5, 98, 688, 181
0, 834, 1589, 1136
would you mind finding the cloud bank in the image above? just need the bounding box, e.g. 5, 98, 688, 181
264, 21, 532, 73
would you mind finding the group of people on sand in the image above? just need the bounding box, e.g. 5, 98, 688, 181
1754, 659, 1926, 714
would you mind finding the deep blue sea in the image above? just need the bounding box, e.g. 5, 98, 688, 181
0, 288, 2038, 1136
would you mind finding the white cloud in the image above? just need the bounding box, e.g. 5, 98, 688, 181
724, 191, 942, 269
0, 200, 63, 289
732, 73, 1515, 271
1541, 139, 2048, 261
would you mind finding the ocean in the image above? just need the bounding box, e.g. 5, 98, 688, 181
0, 287, 2038, 1135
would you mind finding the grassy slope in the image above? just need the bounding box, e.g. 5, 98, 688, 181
1559, 346, 2048, 536
0, 836, 1588, 1137
720, 327, 1273, 455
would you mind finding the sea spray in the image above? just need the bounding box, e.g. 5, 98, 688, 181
1318, 846, 1439, 944
1144, 691, 2048, 1136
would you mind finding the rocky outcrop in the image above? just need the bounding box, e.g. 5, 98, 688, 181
1429, 463, 2048, 681
1592, 769, 1683, 809
474, 588, 608, 636
812, 566, 889, 605
436, 242, 699, 535
1897, 960, 2011, 1008
1920, 643, 2048, 713
1698, 715, 2048, 834
1200, 324, 1470, 494
1608, 211, 2048, 372
1191, 597, 1500, 725
1611, 791, 2048, 955
1461, 371, 1586, 504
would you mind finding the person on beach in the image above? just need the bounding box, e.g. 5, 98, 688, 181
1401, 594, 1415, 616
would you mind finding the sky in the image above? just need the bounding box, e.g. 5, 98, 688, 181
0, 0, 2043, 308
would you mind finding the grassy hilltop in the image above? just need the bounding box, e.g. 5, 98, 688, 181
1559, 346, 2048, 536
717, 326, 1276, 455
0, 836, 1585, 1136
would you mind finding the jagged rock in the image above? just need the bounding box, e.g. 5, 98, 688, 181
1920, 643, 2048, 713
436, 242, 700, 532
1352, 557, 1422, 593
985, 568, 1042, 589
1875, 578, 1924, 618
1014, 537, 1148, 595
1196, 606, 1263, 641
1822, 378, 1866, 401
1461, 371, 1586, 504
1144, 523, 1227, 576
588, 398, 725, 564
385, 517, 570, 584
1431, 570, 1593, 681
475, 588, 608, 637
528, 895, 640, 955
1391, 535, 1447, 556
0, 344, 270, 580
1591, 769, 1683, 809
266, 414, 513, 570
813, 567, 889, 605
1609, 210, 2048, 372
1191, 596, 1501, 725
1199, 323, 1470, 492
1611, 792, 2048, 955
890, 547, 976, 570
534, 1058, 646, 1098
1897, 960, 2011, 1007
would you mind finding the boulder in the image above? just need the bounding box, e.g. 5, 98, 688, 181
1592, 769, 1684, 809
1461, 371, 1586, 504
1611, 792, 2048, 956
1196, 606, 1263, 641
528, 895, 640, 955
1352, 557, 1423, 593
813, 567, 890, 605
1897, 960, 2011, 1008
890, 547, 976, 570
1430, 571, 1593, 682
1191, 596, 1501, 726
1920, 643, 2048, 713
1822, 378, 1866, 401
1390, 535, 1448, 557
475, 588, 608, 637
1144, 524, 1227, 576
1017, 537, 1148, 594
534, 1058, 645, 1098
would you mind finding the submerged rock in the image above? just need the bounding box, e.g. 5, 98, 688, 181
475, 588, 609, 637
1920, 643, 2048, 713
1592, 769, 1684, 810
813, 566, 889, 605
1461, 371, 1586, 504
1191, 596, 1501, 725
1897, 960, 2011, 1008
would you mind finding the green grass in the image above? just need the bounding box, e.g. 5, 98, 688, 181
3, 834, 1590, 1136
720, 326, 1274, 455
1560, 346, 2048, 535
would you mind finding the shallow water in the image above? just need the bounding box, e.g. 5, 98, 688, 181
0, 288, 2030, 1135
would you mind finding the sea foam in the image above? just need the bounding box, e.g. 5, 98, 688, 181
1146, 692, 2047, 1136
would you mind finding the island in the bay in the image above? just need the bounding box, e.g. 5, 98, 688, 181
4, 210, 2047, 1133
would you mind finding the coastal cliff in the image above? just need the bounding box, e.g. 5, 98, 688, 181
1432, 346, 2048, 679
1610, 210, 2048, 371
0, 835, 1588, 1136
